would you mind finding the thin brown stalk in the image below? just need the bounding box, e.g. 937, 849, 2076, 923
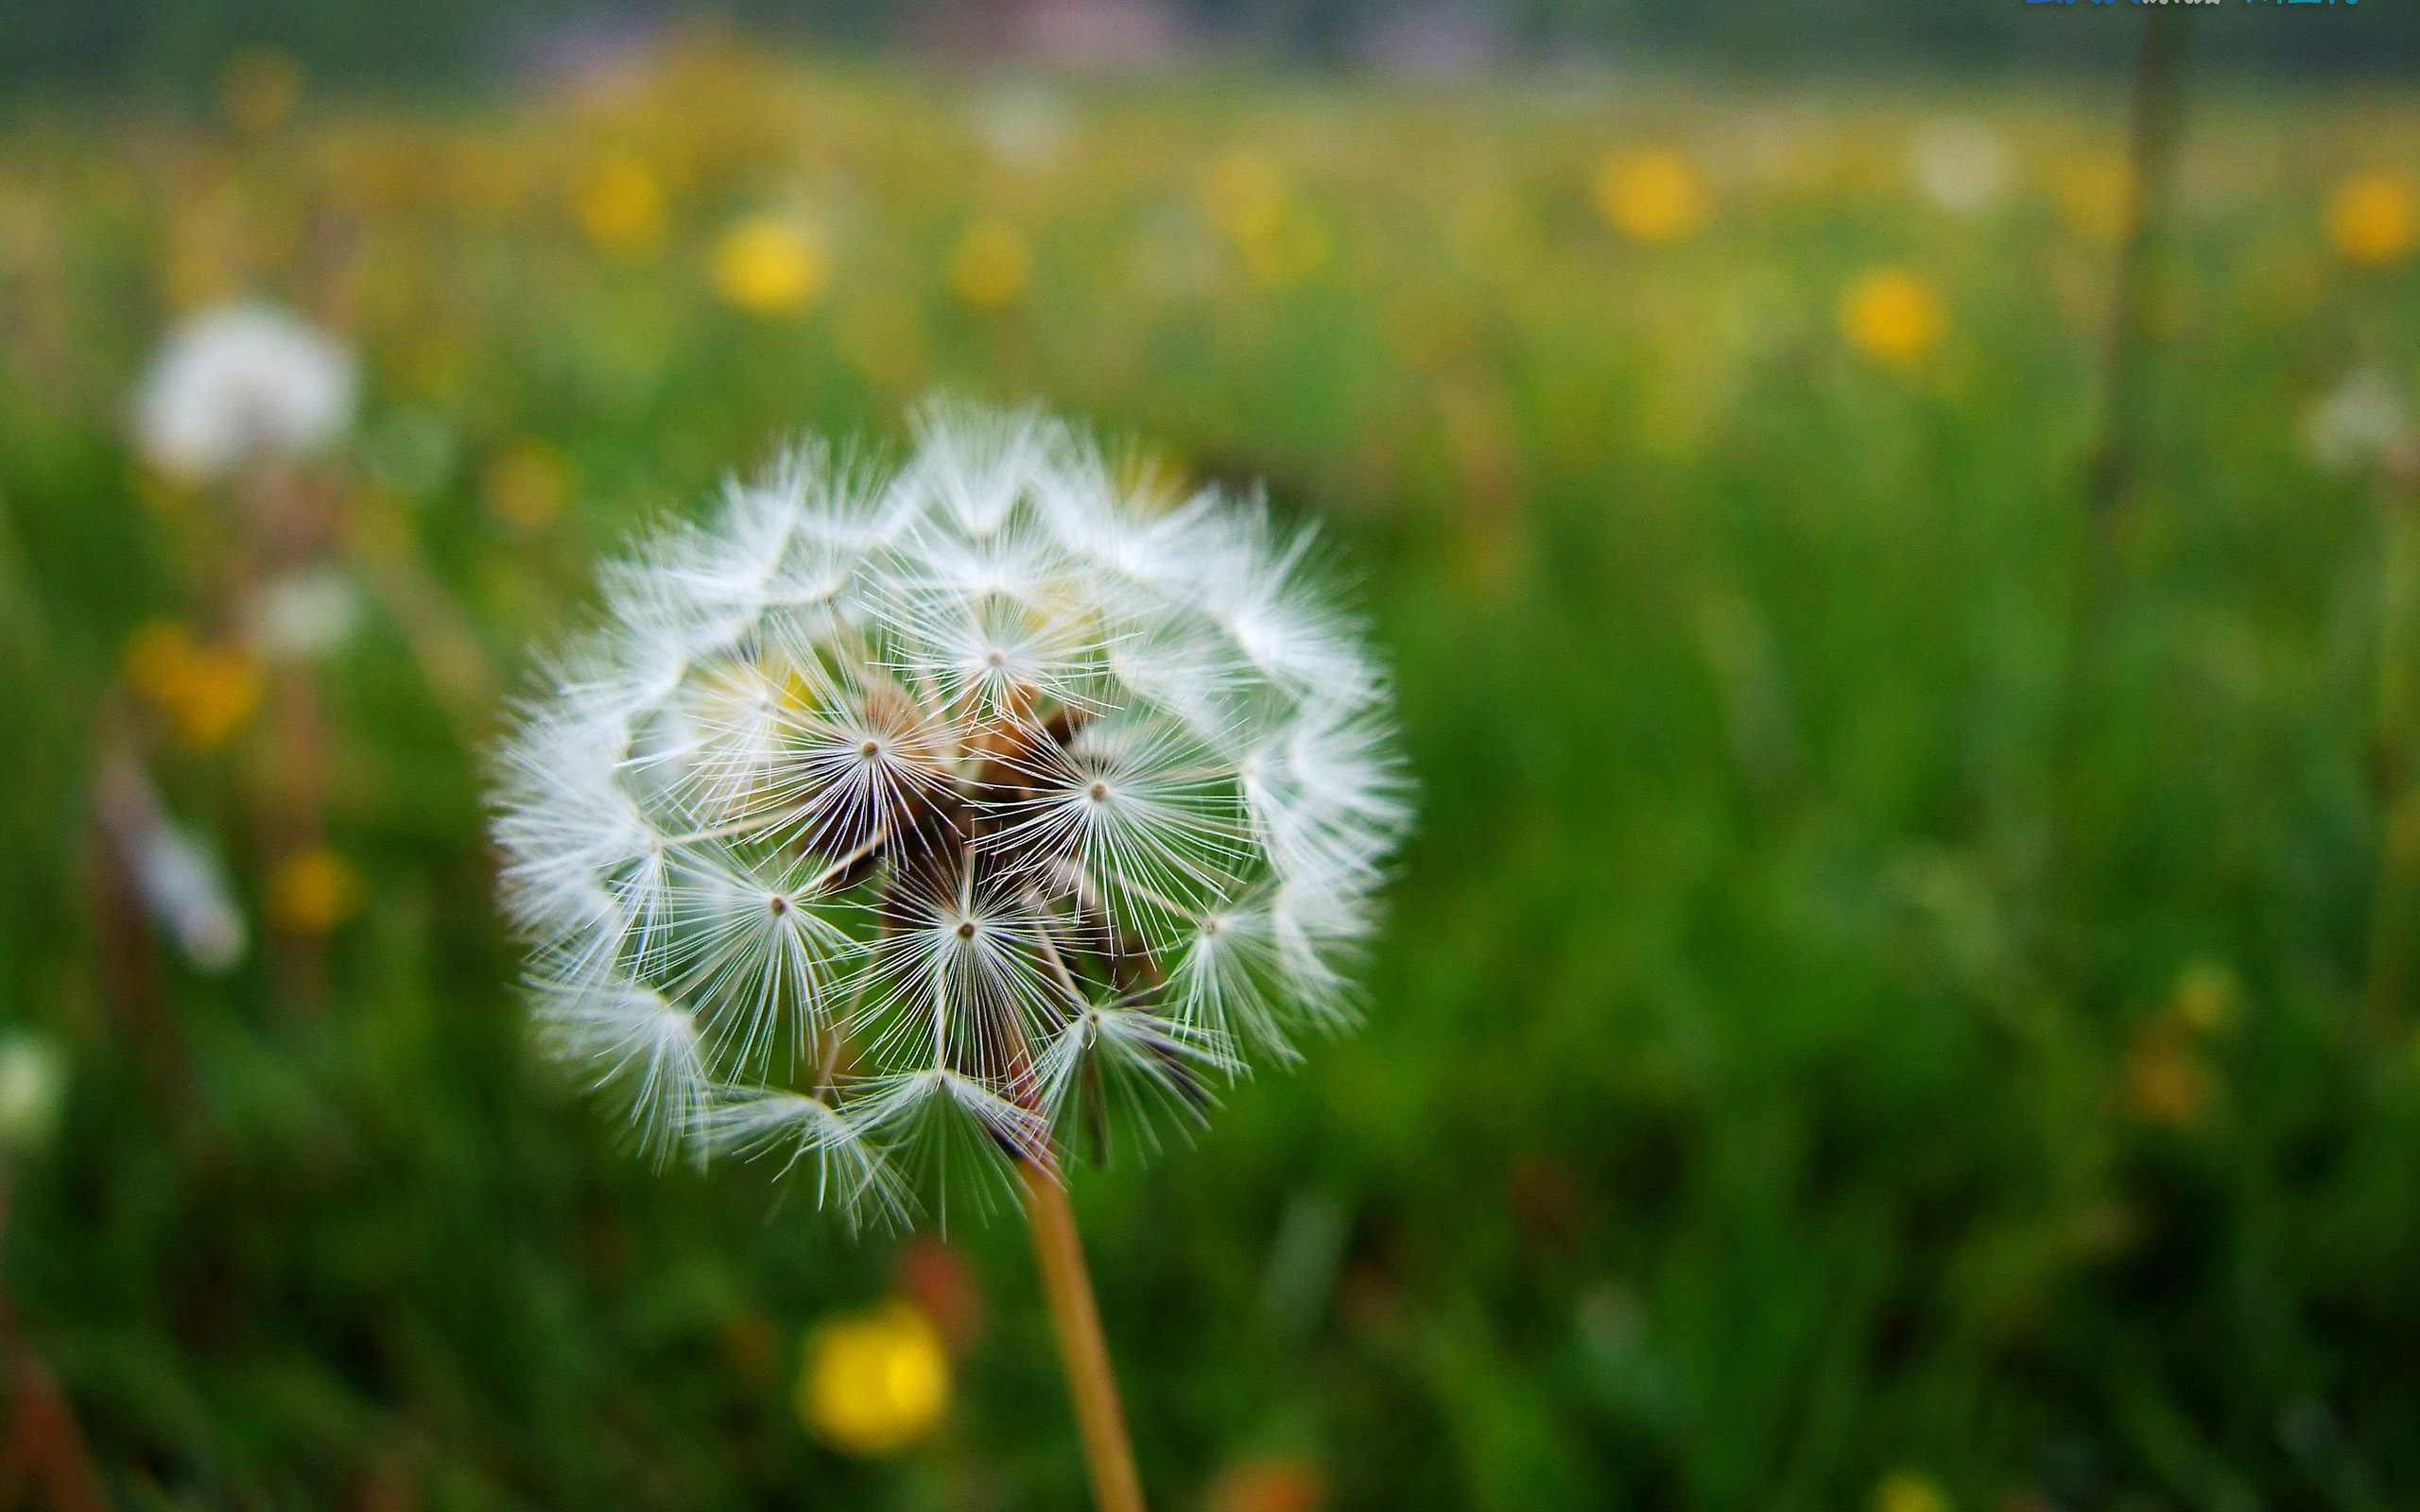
1016, 1159, 1146, 1512
2044, 6, 2195, 971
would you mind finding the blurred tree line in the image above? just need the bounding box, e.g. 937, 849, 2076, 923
2, 0, 2413, 95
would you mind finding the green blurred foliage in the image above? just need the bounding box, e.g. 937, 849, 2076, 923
4, 44, 2420, 1511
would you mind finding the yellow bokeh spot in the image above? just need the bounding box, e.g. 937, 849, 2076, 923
2122, 1022, 2216, 1128
2326, 173, 2417, 268
947, 217, 1031, 310
1197, 151, 1327, 288
709, 215, 828, 315
799, 1301, 950, 1455
2172, 959, 2242, 1036
123, 621, 264, 751
268, 849, 364, 935
575, 156, 666, 258
1839, 267, 1946, 368
2054, 153, 2136, 247
1593, 149, 1709, 246
483, 439, 573, 533
221, 47, 302, 136
1874, 1470, 1952, 1512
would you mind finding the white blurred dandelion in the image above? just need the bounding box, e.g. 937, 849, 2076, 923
2304, 367, 2415, 477
132, 301, 357, 484
491, 400, 1409, 1511
1908, 117, 2013, 216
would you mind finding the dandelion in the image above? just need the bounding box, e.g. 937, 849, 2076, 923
1874, 1470, 1952, 1512
1207, 1455, 1328, 1512
947, 217, 1032, 309
710, 215, 828, 316
220, 46, 302, 136
95, 758, 247, 974
492, 400, 1409, 1509
268, 848, 365, 935
132, 302, 357, 484
123, 620, 265, 750
2302, 368, 2413, 476
0, 1034, 69, 1159
251, 566, 366, 661
798, 1300, 951, 1454
483, 438, 575, 533
576, 155, 666, 258
1839, 268, 1946, 369
1593, 148, 1708, 246
1906, 118, 2011, 215
2326, 173, 2417, 268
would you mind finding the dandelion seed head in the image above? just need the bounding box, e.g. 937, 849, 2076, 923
492, 401, 1410, 1224
133, 301, 357, 483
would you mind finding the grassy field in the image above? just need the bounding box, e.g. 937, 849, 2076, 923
5, 46, 2420, 1510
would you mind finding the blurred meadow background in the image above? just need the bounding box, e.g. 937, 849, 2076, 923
6, 3, 2420, 1508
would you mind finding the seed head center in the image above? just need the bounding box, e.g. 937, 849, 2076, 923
955, 919, 977, 939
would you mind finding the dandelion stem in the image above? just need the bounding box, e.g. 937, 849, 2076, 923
1017, 1158, 1146, 1512
2360, 452, 2420, 1034
2044, 6, 2194, 975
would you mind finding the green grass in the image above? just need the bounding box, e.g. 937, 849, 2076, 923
4, 55, 2420, 1510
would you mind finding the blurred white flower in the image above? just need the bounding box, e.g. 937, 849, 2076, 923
2303, 367, 2415, 475
98, 759, 247, 972
1908, 118, 2013, 215
969, 82, 1075, 171
252, 566, 367, 661
493, 402, 1410, 1222
0, 1033, 68, 1158
133, 302, 358, 483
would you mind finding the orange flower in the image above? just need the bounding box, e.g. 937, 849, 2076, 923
1593, 149, 1709, 245
1208, 1455, 1328, 1512
575, 155, 666, 258
2326, 173, 2417, 267
268, 849, 364, 935
1839, 268, 1946, 368
123, 621, 264, 750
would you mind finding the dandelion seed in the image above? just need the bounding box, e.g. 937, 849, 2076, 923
491, 400, 1411, 1223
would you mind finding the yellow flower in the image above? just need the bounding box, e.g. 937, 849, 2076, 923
1197, 151, 1326, 288
710, 215, 827, 315
1593, 149, 1709, 245
220, 46, 302, 136
268, 849, 364, 935
947, 217, 1031, 310
799, 1301, 950, 1455
1874, 1470, 1952, 1512
2326, 173, 2417, 267
1839, 268, 1946, 368
575, 155, 666, 258
483, 439, 573, 533
2122, 1020, 2216, 1128
2053, 152, 2135, 246
123, 621, 264, 751
2171, 959, 2242, 1036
